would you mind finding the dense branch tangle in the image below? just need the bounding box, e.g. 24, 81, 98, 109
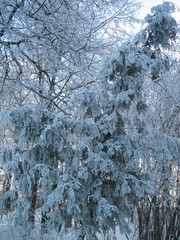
0, 0, 140, 113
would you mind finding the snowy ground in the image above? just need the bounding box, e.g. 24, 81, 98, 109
0, 214, 137, 240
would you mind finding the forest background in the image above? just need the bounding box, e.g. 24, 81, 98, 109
0, 0, 179, 240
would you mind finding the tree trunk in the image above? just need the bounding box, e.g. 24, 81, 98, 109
29, 180, 38, 228
41, 208, 50, 233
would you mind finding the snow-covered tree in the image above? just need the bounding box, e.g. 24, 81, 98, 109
136, 40, 180, 240
130, 3, 180, 239
0, 2, 179, 240
0, 0, 140, 112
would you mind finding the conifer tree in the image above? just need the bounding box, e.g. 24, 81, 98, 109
0, 2, 179, 239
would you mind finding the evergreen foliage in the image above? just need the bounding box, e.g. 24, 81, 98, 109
0, 2, 179, 240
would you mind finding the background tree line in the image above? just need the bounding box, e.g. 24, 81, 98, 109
0, 1, 179, 239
